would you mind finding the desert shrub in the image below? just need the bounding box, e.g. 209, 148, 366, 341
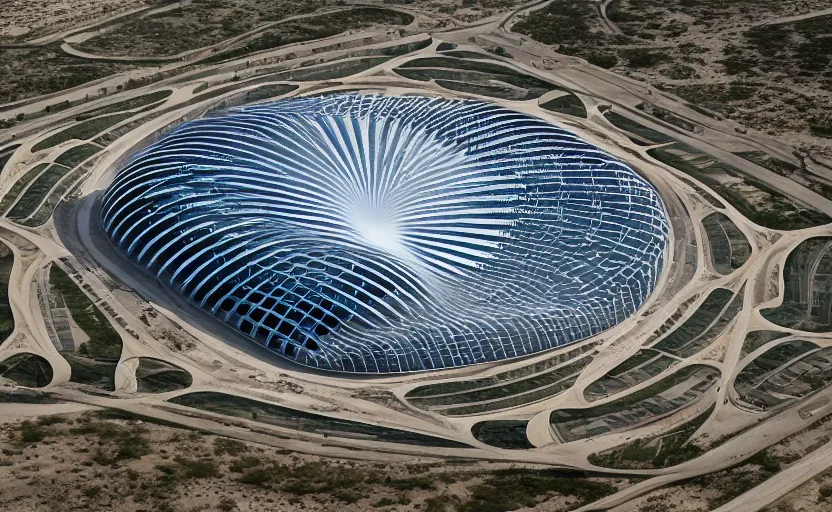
587, 53, 618, 68
619, 48, 672, 68
214, 437, 249, 456
19, 421, 47, 443
173, 456, 220, 479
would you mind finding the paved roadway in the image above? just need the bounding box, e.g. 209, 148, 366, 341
1, 2, 832, 510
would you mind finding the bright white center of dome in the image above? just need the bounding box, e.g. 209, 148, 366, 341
352, 207, 406, 257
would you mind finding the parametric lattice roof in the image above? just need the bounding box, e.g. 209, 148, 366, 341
101, 94, 669, 373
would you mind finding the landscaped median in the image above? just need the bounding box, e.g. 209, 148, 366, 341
551, 364, 720, 442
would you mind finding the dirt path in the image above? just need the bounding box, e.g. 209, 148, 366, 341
598, 0, 623, 35
0, 4, 152, 47
0, 401, 96, 420
60, 6, 363, 63
754, 7, 832, 27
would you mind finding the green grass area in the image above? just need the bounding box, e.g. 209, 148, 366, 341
7, 164, 70, 220
406, 343, 597, 397
735, 340, 818, 386
608, 350, 658, 377
292, 57, 390, 81
396, 56, 562, 100
589, 404, 714, 469
136, 358, 193, 393
60, 354, 117, 392
54, 144, 101, 168
0, 353, 53, 388
17, 97, 93, 123
702, 212, 751, 273
438, 374, 580, 416
3, 147, 97, 223
436, 42, 457, 51
179, 58, 384, 113
198, 34, 286, 65
0, 242, 14, 342
32, 113, 134, 153
92, 111, 164, 147
74, 90, 172, 121
50, 265, 122, 361
471, 420, 533, 450
20, 164, 89, 227
540, 93, 587, 118
241, 84, 298, 103
654, 288, 738, 356
762, 237, 832, 331
603, 111, 674, 144
400, 56, 525, 75
647, 143, 831, 230
585, 354, 678, 401
409, 356, 592, 410
172, 81, 296, 116
763, 302, 819, 332
431, 79, 525, 100
443, 51, 497, 60
740, 331, 790, 358
169, 391, 471, 449
379, 38, 433, 56
0, 164, 48, 214
166, 82, 252, 112
551, 365, 718, 423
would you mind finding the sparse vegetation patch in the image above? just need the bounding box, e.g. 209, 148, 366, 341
170, 391, 471, 448
762, 237, 832, 331
0, 353, 52, 388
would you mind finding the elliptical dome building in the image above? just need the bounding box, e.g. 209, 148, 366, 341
101, 94, 669, 373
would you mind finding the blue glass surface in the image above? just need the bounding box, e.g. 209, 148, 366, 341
101, 94, 669, 373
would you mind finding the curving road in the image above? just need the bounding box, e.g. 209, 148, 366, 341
1, 4, 832, 511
